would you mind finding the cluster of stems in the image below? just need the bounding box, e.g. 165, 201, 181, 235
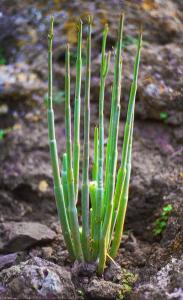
47, 14, 142, 275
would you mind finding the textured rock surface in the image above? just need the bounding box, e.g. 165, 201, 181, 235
86, 279, 123, 300
137, 44, 183, 124
0, 253, 17, 271
71, 262, 138, 300
0, 63, 46, 101
131, 258, 183, 300
0, 222, 56, 253
0, 257, 76, 300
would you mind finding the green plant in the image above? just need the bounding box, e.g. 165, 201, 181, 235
153, 204, 173, 236
47, 14, 142, 274
0, 47, 7, 65
160, 111, 168, 121
0, 128, 13, 140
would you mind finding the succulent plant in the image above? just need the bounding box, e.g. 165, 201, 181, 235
47, 14, 142, 274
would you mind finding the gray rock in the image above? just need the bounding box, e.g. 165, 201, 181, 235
0, 257, 76, 300
0, 253, 17, 271
0, 222, 56, 253
131, 258, 183, 300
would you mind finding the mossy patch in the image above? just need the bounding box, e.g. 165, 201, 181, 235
117, 269, 138, 299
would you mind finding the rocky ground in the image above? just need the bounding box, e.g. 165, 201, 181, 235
0, 0, 183, 299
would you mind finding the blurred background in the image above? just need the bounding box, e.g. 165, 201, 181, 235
0, 0, 183, 275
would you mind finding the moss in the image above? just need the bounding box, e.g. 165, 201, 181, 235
117, 269, 138, 300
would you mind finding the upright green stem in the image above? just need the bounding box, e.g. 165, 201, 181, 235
103, 14, 124, 216
98, 14, 124, 274
92, 126, 99, 181
47, 17, 75, 260
92, 25, 110, 259
110, 31, 142, 252
61, 153, 68, 211
65, 44, 84, 262
73, 20, 82, 200
98, 105, 120, 273
81, 17, 92, 261
89, 180, 97, 238
110, 119, 133, 258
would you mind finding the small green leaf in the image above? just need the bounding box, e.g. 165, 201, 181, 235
0, 129, 5, 140
160, 112, 168, 121
0, 47, 7, 65
163, 204, 173, 213
153, 228, 162, 235
159, 221, 166, 228
153, 203, 173, 236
